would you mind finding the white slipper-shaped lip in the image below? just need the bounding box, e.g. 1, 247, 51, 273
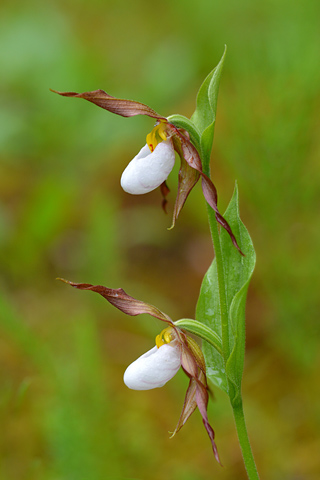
120, 139, 175, 195
123, 342, 181, 390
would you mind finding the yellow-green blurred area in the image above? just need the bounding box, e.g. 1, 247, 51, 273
0, 0, 319, 478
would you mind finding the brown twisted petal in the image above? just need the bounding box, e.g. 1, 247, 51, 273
195, 376, 221, 464
184, 335, 206, 374
169, 336, 199, 436
170, 137, 200, 228
178, 341, 221, 464
50, 89, 166, 120
171, 377, 197, 436
57, 279, 173, 324
167, 123, 244, 256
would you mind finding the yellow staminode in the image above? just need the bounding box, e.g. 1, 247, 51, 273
155, 327, 174, 348
146, 121, 168, 152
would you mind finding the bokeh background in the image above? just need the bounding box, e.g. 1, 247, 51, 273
1, 0, 319, 479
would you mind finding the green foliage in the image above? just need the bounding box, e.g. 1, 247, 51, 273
175, 318, 223, 355
191, 46, 227, 166
196, 184, 256, 403
168, 48, 227, 173
166, 114, 201, 152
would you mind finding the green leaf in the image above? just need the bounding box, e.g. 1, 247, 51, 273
167, 114, 201, 152
196, 252, 227, 393
174, 318, 223, 356
196, 183, 256, 399
191, 46, 227, 164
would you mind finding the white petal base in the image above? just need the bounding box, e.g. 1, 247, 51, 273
120, 140, 175, 194
123, 343, 181, 390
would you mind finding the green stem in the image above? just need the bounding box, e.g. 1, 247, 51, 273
202, 154, 259, 479
233, 401, 260, 479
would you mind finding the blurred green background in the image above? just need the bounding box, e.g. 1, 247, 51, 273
1, 0, 319, 478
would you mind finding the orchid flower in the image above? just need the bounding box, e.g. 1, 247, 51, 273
59, 278, 221, 464
51, 88, 243, 254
